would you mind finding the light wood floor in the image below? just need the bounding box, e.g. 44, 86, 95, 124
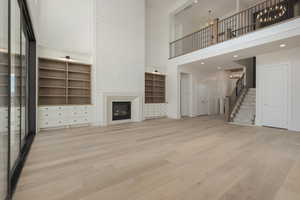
14, 116, 300, 200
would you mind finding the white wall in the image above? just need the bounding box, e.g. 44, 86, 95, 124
38, 0, 93, 57
0, 0, 8, 50
146, 0, 188, 73
33, 0, 146, 126
26, 0, 40, 39
256, 47, 300, 132
96, 0, 145, 94
95, 0, 145, 125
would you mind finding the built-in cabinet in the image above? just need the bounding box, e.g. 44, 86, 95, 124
38, 58, 93, 129
145, 72, 166, 104
144, 104, 167, 119
39, 58, 91, 105
39, 105, 93, 129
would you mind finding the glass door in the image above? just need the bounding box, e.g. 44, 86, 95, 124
10, 0, 21, 170
0, 0, 36, 198
0, 0, 9, 199
20, 27, 28, 148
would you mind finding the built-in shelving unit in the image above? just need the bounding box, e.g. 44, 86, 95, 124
38, 58, 92, 105
0, 53, 9, 107
145, 72, 166, 104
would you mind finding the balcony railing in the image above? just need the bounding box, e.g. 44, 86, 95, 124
170, 0, 299, 59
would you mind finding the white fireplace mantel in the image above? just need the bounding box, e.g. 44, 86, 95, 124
99, 92, 144, 126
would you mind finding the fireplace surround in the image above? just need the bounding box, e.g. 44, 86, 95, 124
98, 92, 143, 126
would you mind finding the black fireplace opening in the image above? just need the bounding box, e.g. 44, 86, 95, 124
112, 102, 131, 121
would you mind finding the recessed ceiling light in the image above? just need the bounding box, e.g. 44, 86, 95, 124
201, 62, 205, 65
280, 44, 286, 48
233, 55, 239, 58
194, 0, 198, 3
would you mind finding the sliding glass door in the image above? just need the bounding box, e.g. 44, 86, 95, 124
0, 0, 36, 199
0, 0, 9, 199
10, 0, 22, 170
20, 29, 28, 148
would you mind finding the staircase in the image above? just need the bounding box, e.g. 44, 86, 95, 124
231, 88, 256, 125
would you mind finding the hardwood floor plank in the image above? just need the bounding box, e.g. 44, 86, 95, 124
14, 116, 300, 200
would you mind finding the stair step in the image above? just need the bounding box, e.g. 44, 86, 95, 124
231, 88, 256, 125
233, 119, 254, 124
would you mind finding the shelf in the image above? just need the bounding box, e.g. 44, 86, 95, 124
40, 76, 66, 80
39, 86, 66, 89
68, 78, 90, 82
39, 57, 91, 106
68, 95, 90, 98
39, 67, 66, 72
68, 87, 90, 90
68, 70, 90, 74
145, 73, 166, 104
39, 104, 92, 106
39, 95, 66, 97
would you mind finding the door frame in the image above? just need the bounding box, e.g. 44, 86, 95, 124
180, 73, 192, 117
257, 63, 292, 129
197, 83, 209, 116
7, 0, 37, 199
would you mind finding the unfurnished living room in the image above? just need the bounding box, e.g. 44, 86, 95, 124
1, 0, 300, 199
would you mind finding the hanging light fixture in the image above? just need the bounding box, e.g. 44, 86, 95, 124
205, 10, 214, 26
257, 3, 287, 24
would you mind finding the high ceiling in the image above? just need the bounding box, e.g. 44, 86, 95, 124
175, 0, 263, 29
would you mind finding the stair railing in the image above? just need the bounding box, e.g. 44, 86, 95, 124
225, 74, 246, 122
170, 0, 296, 59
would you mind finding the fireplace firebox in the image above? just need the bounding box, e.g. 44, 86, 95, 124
112, 102, 131, 121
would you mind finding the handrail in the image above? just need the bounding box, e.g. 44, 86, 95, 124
170, 0, 297, 59
225, 74, 246, 122
170, 25, 213, 45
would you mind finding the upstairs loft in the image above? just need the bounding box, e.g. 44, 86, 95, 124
169, 0, 300, 59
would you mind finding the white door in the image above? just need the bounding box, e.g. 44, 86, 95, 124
197, 84, 209, 115
261, 64, 288, 129
180, 74, 191, 117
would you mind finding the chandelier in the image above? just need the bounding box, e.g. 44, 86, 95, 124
256, 4, 287, 23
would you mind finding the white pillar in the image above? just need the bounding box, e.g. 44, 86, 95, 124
166, 62, 181, 119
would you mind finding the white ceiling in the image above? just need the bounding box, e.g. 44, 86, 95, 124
175, 0, 263, 28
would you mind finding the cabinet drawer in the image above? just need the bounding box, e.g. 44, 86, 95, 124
39, 106, 68, 112
70, 116, 91, 124
39, 111, 68, 119
39, 118, 68, 128
70, 110, 90, 117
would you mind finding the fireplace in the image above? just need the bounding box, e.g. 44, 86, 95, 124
112, 102, 131, 121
